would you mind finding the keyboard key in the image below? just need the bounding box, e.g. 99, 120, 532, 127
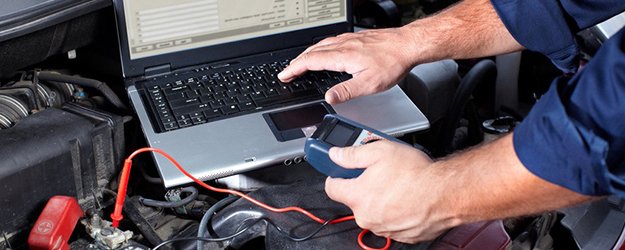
165, 91, 187, 101
192, 117, 206, 125
178, 119, 192, 127
209, 100, 223, 109
213, 84, 227, 93
240, 101, 256, 111
150, 90, 163, 98
203, 109, 222, 119
160, 112, 172, 120
189, 83, 203, 90
201, 79, 216, 88
266, 80, 280, 88
161, 117, 176, 124
240, 86, 253, 94
277, 86, 290, 95
236, 95, 252, 103
213, 92, 227, 100
289, 83, 305, 92
170, 85, 188, 92
172, 103, 210, 116
176, 114, 190, 121
266, 88, 279, 97
156, 102, 168, 110
226, 90, 240, 98
185, 90, 199, 98
163, 122, 178, 131
190, 112, 206, 124
226, 82, 241, 91
199, 88, 213, 96
221, 105, 240, 115
170, 98, 200, 108
250, 91, 265, 100
252, 84, 267, 93
162, 87, 187, 96
186, 77, 198, 84
223, 97, 237, 106
199, 95, 214, 103
158, 109, 171, 118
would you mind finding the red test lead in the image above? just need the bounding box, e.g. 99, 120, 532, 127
111, 147, 391, 250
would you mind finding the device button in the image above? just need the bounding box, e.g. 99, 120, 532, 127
163, 122, 178, 131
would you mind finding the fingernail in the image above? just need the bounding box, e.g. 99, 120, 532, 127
329, 147, 342, 161
277, 71, 287, 80
326, 91, 339, 103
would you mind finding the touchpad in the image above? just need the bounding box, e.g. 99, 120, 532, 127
263, 102, 335, 142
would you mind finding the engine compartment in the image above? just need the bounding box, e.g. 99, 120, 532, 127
1, 1, 625, 250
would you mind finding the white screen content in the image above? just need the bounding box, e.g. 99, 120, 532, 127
123, 0, 347, 59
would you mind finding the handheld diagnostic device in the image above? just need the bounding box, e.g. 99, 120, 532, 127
305, 114, 403, 178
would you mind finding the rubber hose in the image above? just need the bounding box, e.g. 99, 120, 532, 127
197, 196, 239, 250
37, 71, 127, 110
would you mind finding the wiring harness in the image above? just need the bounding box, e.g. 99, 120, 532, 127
111, 147, 391, 250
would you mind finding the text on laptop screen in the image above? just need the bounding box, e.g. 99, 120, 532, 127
123, 0, 347, 59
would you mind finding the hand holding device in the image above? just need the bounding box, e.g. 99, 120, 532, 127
305, 114, 404, 178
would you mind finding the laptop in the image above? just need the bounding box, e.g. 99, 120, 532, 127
112, 0, 430, 188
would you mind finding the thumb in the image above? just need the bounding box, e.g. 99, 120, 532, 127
329, 145, 377, 170
325, 78, 362, 104
325, 177, 357, 206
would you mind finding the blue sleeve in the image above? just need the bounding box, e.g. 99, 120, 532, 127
491, 0, 625, 73
512, 28, 625, 196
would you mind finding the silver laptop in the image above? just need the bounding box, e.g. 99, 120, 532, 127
113, 0, 430, 188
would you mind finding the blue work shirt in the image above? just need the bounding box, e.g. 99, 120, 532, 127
491, 0, 625, 196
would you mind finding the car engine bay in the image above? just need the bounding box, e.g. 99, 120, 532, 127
2, 1, 625, 250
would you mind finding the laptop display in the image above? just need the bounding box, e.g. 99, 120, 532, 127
122, 0, 348, 60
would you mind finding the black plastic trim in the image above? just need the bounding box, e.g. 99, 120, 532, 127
0, 0, 111, 42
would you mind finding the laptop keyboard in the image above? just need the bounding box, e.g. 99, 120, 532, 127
144, 60, 351, 132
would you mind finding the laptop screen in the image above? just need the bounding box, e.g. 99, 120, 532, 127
123, 0, 348, 60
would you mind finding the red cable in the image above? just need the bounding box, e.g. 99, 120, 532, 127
110, 147, 390, 249
358, 230, 392, 250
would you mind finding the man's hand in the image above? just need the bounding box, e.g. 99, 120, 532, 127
324, 135, 593, 244
278, 28, 419, 104
278, 0, 523, 105
325, 140, 458, 243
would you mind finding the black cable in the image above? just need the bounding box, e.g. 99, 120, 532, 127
161, 214, 336, 250
265, 217, 332, 242
139, 186, 199, 208
100, 189, 118, 208
153, 218, 262, 250
139, 165, 163, 184
197, 195, 239, 250
36, 71, 127, 110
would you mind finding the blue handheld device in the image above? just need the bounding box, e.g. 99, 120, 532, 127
304, 114, 403, 178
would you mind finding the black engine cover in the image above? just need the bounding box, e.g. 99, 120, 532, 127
0, 104, 125, 247
211, 176, 427, 249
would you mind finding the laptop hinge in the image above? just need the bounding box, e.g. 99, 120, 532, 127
144, 64, 171, 78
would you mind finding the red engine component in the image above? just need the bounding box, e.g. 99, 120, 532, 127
28, 196, 84, 250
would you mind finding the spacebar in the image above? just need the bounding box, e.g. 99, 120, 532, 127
255, 89, 322, 107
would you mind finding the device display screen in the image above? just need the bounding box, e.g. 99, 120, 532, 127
325, 122, 356, 147
269, 104, 329, 131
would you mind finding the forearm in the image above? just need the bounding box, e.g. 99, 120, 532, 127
431, 133, 594, 225
400, 0, 523, 64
